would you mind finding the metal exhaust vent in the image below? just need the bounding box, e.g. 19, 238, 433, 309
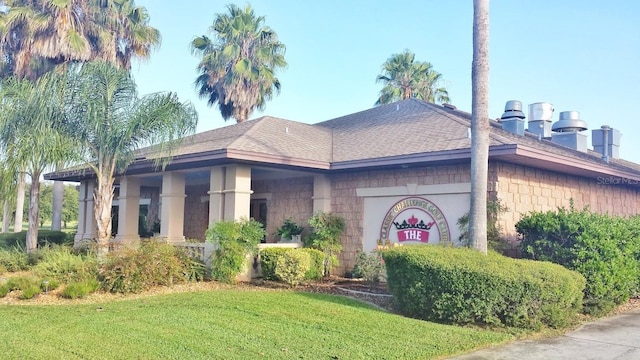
551, 111, 588, 152
500, 100, 526, 135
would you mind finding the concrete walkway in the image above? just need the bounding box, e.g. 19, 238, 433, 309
453, 309, 640, 360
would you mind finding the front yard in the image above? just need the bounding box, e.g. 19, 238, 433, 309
0, 288, 512, 359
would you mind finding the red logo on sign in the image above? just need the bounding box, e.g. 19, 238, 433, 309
393, 215, 435, 243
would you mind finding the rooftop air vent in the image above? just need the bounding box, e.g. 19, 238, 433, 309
551, 111, 588, 152
592, 125, 621, 161
500, 100, 526, 135
527, 102, 554, 138
551, 111, 588, 133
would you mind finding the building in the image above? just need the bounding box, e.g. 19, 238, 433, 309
46, 99, 640, 273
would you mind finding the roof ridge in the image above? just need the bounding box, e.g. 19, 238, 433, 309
227, 116, 270, 147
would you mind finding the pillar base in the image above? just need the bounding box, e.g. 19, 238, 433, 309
156, 236, 186, 244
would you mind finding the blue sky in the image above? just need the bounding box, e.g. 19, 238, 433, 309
133, 1, 640, 163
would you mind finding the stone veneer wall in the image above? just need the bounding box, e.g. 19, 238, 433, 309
252, 176, 314, 243
183, 184, 209, 241
330, 164, 472, 274
493, 162, 640, 250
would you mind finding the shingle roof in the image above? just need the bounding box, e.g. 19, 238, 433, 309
45, 98, 640, 181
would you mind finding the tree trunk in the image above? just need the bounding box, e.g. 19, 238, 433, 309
14, 172, 26, 233
26, 177, 41, 253
469, 0, 490, 254
94, 174, 115, 257
51, 180, 63, 231
2, 200, 9, 233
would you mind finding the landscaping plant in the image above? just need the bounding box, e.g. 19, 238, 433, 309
206, 218, 265, 283
275, 250, 311, 287
305, 212, 345, 276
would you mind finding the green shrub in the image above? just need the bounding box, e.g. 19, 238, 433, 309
32, 246, 98, 283
275, 250, 311, 287
383, 245, 585, 329
19, 284, 42, 299
0, 248, 29, 272
61, 280, 100, 299
517, 205, 640, 316
0, 230, 70, 249
260, 248, 291, 281
299, 248, 324, 281
40, 278, 60, 292
304, 212, 345, 276
206, 218, 265, 284
99, 241, 196, 294
0, 284, 9, 297
352, 251, 384, 284
6, 276, 39, 291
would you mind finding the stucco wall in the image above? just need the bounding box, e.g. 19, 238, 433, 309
494, 162, 640, 247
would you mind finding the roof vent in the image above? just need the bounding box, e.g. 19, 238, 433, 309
551, 111, 588, 132
592, 125, 621, 161
442, 103, 457, 110
500, 100, 526, 135
527, 102, 554, 138
551, 111, 588, 152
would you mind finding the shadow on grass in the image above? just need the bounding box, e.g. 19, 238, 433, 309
291, 289, 391, 313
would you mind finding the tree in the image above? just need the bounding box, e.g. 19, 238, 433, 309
0, 73, 74, 251
191, 4, 287, 123
0, 0, 160, 79
0, 165, 16, 232
0, 0, 161, 233
469, 0, 490, 254
60, 61, 197, 255
62, 183, 79, 229
375, 50, 450, 105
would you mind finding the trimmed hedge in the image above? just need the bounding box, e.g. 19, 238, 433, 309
260, 247, 324, 281
517, 207, 640, 316
0, 230, 71, 249
382, 245, 585, 329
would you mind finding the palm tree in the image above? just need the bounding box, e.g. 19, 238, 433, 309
0, 73, 75, 251
59, 61, 197, 255
0, 0, 161, 233
375, 50, 450, 105
469, 0, 490, 254
191, 4, 287, 123
0, 165, 16, 232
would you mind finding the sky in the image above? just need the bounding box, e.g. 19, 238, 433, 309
132, 0, 640, 163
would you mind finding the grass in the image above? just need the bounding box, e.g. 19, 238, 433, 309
0, 289, 512, 359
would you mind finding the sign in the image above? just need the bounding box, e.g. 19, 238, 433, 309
379, 197, 450, 245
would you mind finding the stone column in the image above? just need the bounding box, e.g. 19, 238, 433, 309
208, 166, 225, 227
115, 176, 141, 245
313, 174, 332, 213
83, 181, 98, 241
159, 171, 186, 243
73, 181, 88, 245
223, 165, 252, 221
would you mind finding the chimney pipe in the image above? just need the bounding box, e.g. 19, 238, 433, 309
601, 125, 610, 163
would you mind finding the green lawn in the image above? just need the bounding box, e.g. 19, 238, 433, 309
0, 290, 512, 359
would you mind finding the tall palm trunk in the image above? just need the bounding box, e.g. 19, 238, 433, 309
26, 176, 41, 252
14, 172, 25, 233
51, 180, 63, 230
2, 199, 9, 233
469, 0, 490, 254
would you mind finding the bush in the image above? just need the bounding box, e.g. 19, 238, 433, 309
260, 248, 291, 281
0, 248, 29, 272
40, 278, 60, 292
0, 230, 70, 249
299, 248, 324, 281
19, 284, 42, 299
260, 247, 325, 281
352, 251, 384, 284
305, 212, 345, 276
275, 250, 311, 287
99, 241, 197, 294
457, 199, 508, 253
517, 206, 640, 316
383, 245, 585, 329
0, 284, 9, 297
206, 218, 265, 283
61, 280, 100, 299
32, 246, 98, 283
